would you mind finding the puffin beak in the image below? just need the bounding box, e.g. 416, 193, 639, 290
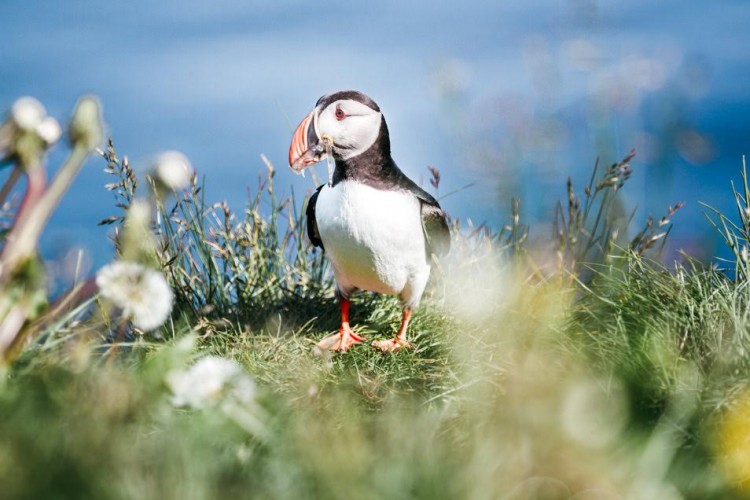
288, 107, 325, 173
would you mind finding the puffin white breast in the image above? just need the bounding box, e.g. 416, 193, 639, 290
315, 180, 430, 304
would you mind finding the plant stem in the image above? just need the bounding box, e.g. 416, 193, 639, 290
0, 166, 22, 207
0, 143, 89, 283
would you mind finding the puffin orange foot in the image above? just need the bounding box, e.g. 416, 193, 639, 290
372, 338, 413, 353
316, 328, 364, 352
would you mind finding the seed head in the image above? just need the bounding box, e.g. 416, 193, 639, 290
68, 95, 104, 150
36, 116, 62, 146
96, 260, 173, 331
167, 356, 256, 409
11, 97, 46, 132
152, 150, 194, 191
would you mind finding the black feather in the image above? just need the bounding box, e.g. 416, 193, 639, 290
306, 185, 324, 250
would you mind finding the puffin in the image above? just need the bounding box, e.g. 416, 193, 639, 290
288, 90, 450, 352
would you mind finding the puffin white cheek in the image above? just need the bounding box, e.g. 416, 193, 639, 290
338, 114, 381, 159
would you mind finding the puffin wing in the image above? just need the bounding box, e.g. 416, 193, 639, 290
306, 185, 325, 249
391, 171, 451, 258
420, 199, 451, 257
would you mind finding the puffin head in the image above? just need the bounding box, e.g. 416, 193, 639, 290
288, 90, 387, 173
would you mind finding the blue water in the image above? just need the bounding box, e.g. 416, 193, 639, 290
1, 0, 749, 272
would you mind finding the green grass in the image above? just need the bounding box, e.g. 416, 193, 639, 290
4, 144, 750, 499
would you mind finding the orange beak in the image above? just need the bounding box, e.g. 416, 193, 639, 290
288, 109, 324, 173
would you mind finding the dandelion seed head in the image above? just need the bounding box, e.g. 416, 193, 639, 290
11, 97, 46, 132
153, 150, 194, 191
36, 116, 62, 146
127, 199, 152, 227
167, 356, 256, 409
96, 261, 173, 331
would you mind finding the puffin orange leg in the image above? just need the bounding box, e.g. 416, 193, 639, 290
317, 298, 364, 352
372, 308, 414, 352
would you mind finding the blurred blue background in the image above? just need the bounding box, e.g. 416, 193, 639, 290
1, 0, 749, 275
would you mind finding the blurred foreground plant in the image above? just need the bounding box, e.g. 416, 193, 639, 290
0, 96, 103, 362
93, 146, 196, 345
0, 95, 195, 365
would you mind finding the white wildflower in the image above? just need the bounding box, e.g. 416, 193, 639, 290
36, 116, 62, 146
167, 356, 256, 409
11, 96, 46, 132
153, 150, 194, 191
96, 261, 173, 331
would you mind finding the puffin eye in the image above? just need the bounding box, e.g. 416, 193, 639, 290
334, 106, 346, 121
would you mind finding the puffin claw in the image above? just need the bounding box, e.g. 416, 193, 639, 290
371, 338, 413, 353
316, 328, 365, 352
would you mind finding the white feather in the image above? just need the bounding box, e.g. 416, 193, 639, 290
315, 180, 431, 307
